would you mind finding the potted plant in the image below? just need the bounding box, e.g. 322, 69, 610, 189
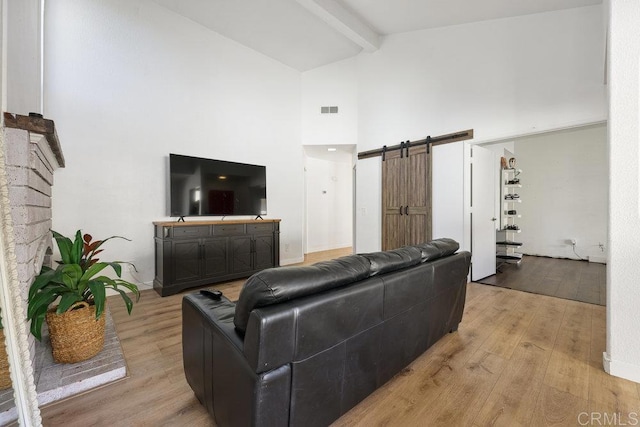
27, 230, 140, 363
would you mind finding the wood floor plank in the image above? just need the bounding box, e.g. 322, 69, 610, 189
519, 295, 566, 351
478, 291, 536, 359
588, 365, 640, 418
423, 350, 506, 426
473, 341, 552, 427
589, 305, 606, 368
543, 301, 592, 401
529, 384, 589, 427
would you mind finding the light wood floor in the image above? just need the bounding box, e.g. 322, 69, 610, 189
478, 255, 606, 306
39, 249, 639, 427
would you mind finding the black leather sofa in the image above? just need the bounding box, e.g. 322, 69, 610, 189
182, 238, 471, 427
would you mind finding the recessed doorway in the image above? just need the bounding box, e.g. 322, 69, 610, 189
472, 123, 607, 305
303, 145, 356, 255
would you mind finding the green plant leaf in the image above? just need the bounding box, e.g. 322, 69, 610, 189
26, 287, 59, 321
87, 280, 106, 320
112, 279, 141, 302
76, 281, 88, 297
80, 262, 110, 281
28, 267, 57, 300
59, 264, 83, 289
56, 293, 84, 314
27, 289, 58, 341
110, 262, 122, 277
52, 230, 73, 264
114, 261, 138, 274
29, 304, 50, 341
111, 288, 134, 314
70, 230, 83, 264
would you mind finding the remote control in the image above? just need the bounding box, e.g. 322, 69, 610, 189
200, 289, 222, 300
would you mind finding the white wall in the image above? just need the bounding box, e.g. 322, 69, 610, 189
605, 0, 640, 384
5, 0, 42, 115
351, 5, 606, 252
304, 153, 353, 253
432, 142, 466, 249
514, 124, 608, 260
45, 0, 304, 286
301, 57, 358, 147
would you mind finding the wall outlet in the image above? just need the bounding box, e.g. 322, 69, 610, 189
570, 239, 576, 246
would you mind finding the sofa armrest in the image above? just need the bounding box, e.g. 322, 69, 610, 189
183, 293, 243, 353
182, 293, 291, 427
182, 294, 244, 410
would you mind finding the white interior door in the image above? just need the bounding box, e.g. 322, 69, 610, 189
471, 145, 497, 281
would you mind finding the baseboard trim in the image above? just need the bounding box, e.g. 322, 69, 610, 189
603, 351, 640, 383
306, 243, 353, 254
588, 255, 607, 264
280, 256, 304, 266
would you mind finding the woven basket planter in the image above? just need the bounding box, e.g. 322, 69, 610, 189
46, 302, 106, 364
0, 329, 11, 390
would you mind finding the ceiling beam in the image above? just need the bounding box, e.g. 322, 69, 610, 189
295, 0, 380, 52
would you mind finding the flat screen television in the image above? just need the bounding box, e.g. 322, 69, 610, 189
169, 154, 267, 217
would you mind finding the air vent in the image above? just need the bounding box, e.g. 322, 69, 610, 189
320, 106, 339, 114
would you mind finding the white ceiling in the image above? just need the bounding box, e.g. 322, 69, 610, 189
151, 0, 602, 71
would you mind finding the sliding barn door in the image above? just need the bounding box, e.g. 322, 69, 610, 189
381, 145, 431, 250
406, 145, 431, 246
382, 150, 405, 250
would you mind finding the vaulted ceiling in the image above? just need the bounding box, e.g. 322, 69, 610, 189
150, 0, 602, 71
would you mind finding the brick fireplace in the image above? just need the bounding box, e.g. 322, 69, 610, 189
0, 113, 126, 424
3, 112, 65, 362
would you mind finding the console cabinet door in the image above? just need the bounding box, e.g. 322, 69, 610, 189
202, 237, 229, 278
253, 233, 275, 271
230, 236, 253, 274
172, 239, 201, 284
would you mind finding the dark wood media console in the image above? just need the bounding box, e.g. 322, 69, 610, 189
153, 219, 280, 296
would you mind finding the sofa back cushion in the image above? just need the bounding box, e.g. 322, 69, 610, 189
234, 255, 371, 333
414, 238, 459, 262
360, 246, 423, 276
242, 251, 471, 377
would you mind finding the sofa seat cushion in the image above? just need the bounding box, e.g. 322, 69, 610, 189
234, 255, 371, 333
413, 238, 459, 262
360, 246, 423, 276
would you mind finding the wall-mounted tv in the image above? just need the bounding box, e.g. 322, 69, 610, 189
169, 154, 267, 217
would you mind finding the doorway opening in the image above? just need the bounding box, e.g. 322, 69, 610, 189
303, 145, 356, 255
470, 123, 607, 305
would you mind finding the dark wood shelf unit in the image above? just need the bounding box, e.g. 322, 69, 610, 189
153, 219, 280, 296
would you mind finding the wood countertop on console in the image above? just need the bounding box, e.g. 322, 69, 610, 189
153, 219, 281, 226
